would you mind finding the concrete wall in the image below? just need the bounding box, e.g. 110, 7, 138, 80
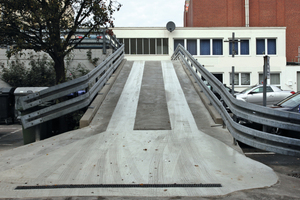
0, 49, 112, 77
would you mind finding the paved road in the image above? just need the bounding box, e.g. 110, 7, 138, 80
0, 61, 298, 199
0, 124, 23, 152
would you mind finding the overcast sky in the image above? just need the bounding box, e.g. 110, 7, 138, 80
112, 0, 184, 27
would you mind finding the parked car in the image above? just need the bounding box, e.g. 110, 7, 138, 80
235, 85, 295, 106
270, 91, 300, 112
264, 91, 300, 135
235, 91, 300, 137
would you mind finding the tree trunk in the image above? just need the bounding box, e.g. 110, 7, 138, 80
53, 56, 66, 84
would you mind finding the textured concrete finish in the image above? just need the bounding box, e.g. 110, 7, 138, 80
134, 61, 171, 130
0, 61, 278, 198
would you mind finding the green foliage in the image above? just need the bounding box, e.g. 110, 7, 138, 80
65, 51, 90, 81
0, 50, 92, 87
0, 54, 56, 87
0, 0, 121, 84
86, 49, 100, 66
0, 59, 27, 87
66, 63, 90, 81
26, 54, 56, 87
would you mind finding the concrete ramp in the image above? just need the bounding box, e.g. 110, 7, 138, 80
0, 61, 277, 198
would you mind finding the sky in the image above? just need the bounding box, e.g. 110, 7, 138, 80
112, 0, 184, 27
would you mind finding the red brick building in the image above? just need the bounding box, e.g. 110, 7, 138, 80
184, 0, 300, 63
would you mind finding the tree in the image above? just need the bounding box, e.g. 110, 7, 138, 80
0, 0, 121, 84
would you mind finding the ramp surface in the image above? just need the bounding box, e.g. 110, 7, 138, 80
0, 61, 277, 198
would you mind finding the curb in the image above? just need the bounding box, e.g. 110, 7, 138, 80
178, 60, 223, 125
79, 59, 127, 128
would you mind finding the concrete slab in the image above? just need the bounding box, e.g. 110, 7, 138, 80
0, 61, 278, 198
172, 61, 242, 153
134, 61, 171, 130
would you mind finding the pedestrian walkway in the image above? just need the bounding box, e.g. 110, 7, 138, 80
0, 61, 277, 198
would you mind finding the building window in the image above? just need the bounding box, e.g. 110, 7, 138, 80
256, 38, 276, 55
144, 38, 149, 54
124, 39, 130, 54
259, 73, 280, 85
200, 39, 210, 55
230, 73, 250, 86
121, 38, 169, 55
187, 39, 197, 55
229, 41, 238, 55
174, 39, 184, 51
150, 39, 155, 54
213, 39, 223, 55
137, 39, 143, 54
241, 40, 250, 55
163, 38, 168, 54
213, 73, 223, 83
267, 39, 276, 55
200, 39, 223, 55
229, 39, 249, 55
130, 38, 136, 54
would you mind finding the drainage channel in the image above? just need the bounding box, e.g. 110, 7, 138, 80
16, 183, 222, 190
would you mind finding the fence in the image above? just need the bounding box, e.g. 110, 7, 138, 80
172, 44, 300, 156
18, 45, 124, 130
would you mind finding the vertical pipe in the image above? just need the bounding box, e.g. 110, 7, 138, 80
263, 56, 268, 107
245, 0, 249, 27
231, 66, 235, 96
232, 32, 235, 57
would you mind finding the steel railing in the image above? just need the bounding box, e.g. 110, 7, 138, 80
172, 44, 300, 157
18, 44, 124, 130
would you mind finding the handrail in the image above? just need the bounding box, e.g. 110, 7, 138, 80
172, 44, 300, 156
18, 44, 124, 129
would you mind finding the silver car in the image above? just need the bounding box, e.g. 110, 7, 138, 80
235, 85, 295, 106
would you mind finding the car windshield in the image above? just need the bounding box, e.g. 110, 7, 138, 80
278, 93, 300, 108
239, 85, 257, 94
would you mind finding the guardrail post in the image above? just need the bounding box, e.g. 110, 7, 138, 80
103, 29, 106, 55
262, 55, 270, 132
22, 125, 37, 144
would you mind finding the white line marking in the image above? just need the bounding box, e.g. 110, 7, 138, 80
107, 61, 145, 132
161, 60, 198, 133
0, 129, 22, 139
10, 129, 22, 134
0, 128, 18, 130
245, 152, 275, 155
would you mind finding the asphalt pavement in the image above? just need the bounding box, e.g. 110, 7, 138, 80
0, 123, 23, 152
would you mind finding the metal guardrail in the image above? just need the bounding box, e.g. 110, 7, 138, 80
172, 44, 300, 157
74, 34, 121, 50
18, 45, 124, 130
62, 29, 122, 51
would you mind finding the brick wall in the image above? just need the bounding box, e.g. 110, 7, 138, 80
186, 0, 244, 27
184, 0, 300, 62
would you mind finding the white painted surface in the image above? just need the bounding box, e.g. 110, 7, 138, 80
112, 27, 300, 91
0, 61, 277, 198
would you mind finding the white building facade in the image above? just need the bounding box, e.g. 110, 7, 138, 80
113, 27, 300, 92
